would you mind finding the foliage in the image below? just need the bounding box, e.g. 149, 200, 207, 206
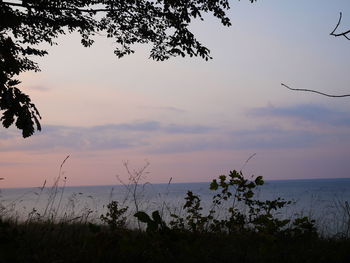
0, 218, 349, 263
1, 168, 350, 263
115, 160, 150, 229
130, 170, 317, 239
100, 201, 128, 231
0, 0, 259, 137
289, 216, 317, 238
134, 210, 169, 233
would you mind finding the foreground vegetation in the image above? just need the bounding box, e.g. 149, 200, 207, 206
1, 220, 349, 263
1, 170, 350, 263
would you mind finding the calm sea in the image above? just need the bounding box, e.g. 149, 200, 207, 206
1, 178, 350, 235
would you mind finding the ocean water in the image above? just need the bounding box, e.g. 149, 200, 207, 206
1, 178, 349, 235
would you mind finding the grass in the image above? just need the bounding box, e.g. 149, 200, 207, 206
1, 162, 350, 263
0, 218, 349, 263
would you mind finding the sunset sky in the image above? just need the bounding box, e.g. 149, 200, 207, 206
1, 0, 350, 188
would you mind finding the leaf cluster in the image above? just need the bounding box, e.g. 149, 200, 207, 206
100, 201, 128, 231
134, 210, 169, 233
136, 170, 317, 238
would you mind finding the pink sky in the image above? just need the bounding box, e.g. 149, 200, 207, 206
1, 0, 350, 188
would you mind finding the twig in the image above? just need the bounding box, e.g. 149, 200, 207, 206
3, 1, 121, 13
115, 160, 150, 230
281, 83, 350, 98
240, 153, 257, 171
43, 155, 70, 219
330, 12, 350, 40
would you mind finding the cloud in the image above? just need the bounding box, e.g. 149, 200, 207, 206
250, 104, 350, 127
0, 161, 25, 167
0, 128, 17, 139
1, 118, 348, 154
0, 121, 214, 152
138, 105, 186, 113
87, 122, 214, 134
25, 85, 50, 92
88, 122, 161, 132
163, 124, 215, 134
149, 127, 323, 154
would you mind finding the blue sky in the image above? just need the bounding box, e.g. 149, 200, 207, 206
1, 0, 350, 187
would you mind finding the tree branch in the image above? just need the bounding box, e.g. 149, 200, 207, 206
281, 83, 350, 98
2, 1, 112, 13
330, 12, 350, 40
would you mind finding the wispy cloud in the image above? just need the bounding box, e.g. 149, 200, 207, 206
0, 161, 25, 167
250, 104, 350, 127
0, 121, 214, 152
88, 122, 161, 132
1, 118, 348, 154
138, 105, 186, 113
26, 85, 50, 92
149, 127, 324, 154
163, 124, 214, 134
87, 122, 214, 134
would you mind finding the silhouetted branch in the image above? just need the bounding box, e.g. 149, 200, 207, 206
240, 153, 256, 171
281, 83, 350, 98
3, 1, 111, 13
330, 12, 350, 40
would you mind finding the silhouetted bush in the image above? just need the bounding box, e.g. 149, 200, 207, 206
0, 170, 349, 263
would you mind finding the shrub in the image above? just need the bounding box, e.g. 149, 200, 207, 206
137, 170, 317, 237
100, 201, 128, 231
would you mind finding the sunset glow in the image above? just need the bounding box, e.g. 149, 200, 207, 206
1, 0, 350, 188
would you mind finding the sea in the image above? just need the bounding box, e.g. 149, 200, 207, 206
1, 178, 350, 235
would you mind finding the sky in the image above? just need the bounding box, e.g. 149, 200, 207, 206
1, 0, 350, 188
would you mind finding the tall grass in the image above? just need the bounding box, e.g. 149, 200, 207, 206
1, 160, 350, 238
1, 165, 350, 263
